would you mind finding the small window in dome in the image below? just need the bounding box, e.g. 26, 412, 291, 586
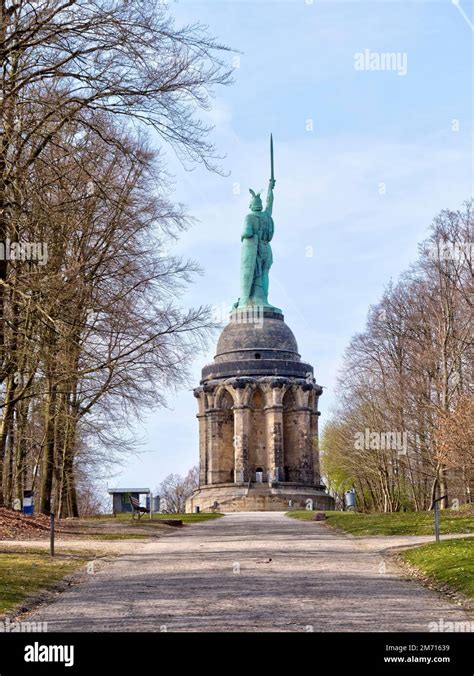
255, 352, 261, 359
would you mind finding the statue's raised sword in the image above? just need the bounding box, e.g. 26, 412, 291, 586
270, 133, 275, 186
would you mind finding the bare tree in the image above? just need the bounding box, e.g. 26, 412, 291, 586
323, 201, 473, 512
434, 395, 473, 504
0, 2, 232, 512
158, 466, 199, 514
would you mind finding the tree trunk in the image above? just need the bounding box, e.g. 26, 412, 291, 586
39, 383, 57, 514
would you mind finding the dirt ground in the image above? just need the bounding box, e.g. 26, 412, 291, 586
21, 512, 473, 632
0, 507, 175, 546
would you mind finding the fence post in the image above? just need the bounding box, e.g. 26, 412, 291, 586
50, 512, 55, 557
433, 495, 447, 543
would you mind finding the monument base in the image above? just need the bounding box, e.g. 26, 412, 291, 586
186, 483, 335, 513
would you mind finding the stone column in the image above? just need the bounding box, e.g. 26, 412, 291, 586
232, 381, 251, 483
233, 406, 250, 483
201, 385, 219, 485
265, 380, 285, 484
293, 383, 314, 484
310, 411, 321, 484
205, 409, 223, 485
194, 388, 207, 486
297, 407, 314, 484
311, 385, 323, 485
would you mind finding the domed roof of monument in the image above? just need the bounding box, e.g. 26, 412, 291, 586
200, 309, 314, 382
215, 310, 299, 363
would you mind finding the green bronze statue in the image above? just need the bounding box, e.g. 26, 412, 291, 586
233, 135, 282, 313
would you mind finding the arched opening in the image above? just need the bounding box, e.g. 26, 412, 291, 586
217, 389, 234, 483
249, 388, 266, 481
282, 388, 298, 482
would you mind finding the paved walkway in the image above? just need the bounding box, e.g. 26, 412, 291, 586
25, 512, 472, 632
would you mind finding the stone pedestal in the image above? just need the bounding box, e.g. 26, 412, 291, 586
186, 310, 334, 512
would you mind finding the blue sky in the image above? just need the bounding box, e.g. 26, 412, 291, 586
106, 0, 473, 495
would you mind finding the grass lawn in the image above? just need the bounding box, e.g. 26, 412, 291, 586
0, 550, 86, 616
400, 538, 474, 598
286, 510, 474, 536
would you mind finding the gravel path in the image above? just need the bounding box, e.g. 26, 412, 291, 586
24, 512, 472, 632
